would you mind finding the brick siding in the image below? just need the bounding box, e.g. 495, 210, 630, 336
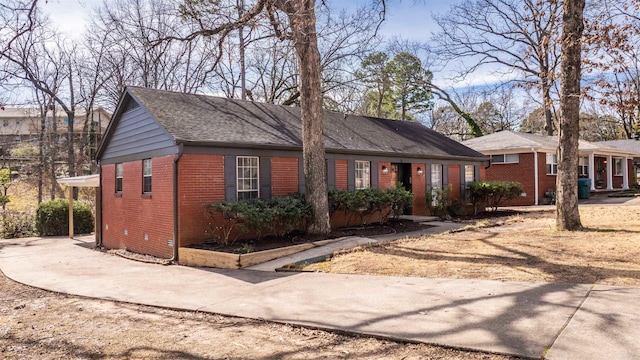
177, 154, 225, 247
272, 157, 299, 196
335, 160, 348, 190
101, 155, 175, 258
378, 161, 393, 190
412, 163, 427, 215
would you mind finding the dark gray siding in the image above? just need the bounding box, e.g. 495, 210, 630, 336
101, 107, 176, 161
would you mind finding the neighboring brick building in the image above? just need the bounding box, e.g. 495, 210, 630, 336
463, 131, 640, 206
96, 87, 487, 259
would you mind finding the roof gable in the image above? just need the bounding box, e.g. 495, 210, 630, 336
99, 87, 486, 161
463, 131, 640, 156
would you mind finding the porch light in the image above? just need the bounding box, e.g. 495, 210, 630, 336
417, 167, 424, 176
382, 165, 389, 174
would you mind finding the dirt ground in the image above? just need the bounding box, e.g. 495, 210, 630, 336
306, 206, 640, 287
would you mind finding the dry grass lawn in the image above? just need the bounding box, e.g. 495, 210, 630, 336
305, 206, 640, 286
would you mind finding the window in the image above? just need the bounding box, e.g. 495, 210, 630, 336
431, 164, 443, 190
237, 156, 259, 200
579, 157, 588, 176
546, 153, 558, 175
431, 164, 443, 206
115, 163, 123, 193
464, 165, 475, 183
491, 154, 519, 164
124, 99, 140, 112
142, 159, 152, 193
355, 160, 371, 190
614, 157, 624, 176
2, 120, 8, 127
464, 165, 475, 203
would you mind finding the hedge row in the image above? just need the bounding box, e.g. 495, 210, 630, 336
35, 199, 94, 236
205, 186, 413, 246
467, 181, 524, 214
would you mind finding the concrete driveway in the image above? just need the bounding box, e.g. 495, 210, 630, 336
2, 235, 640, 359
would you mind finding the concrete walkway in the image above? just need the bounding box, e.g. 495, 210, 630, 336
2, 236, 640, 359
248, 219, 463, 271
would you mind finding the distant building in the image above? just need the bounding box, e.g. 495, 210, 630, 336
0, 107, 111, 155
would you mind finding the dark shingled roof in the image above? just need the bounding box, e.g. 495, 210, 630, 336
125, 86, 486, 160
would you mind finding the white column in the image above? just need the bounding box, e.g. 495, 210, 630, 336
607, 155, 613, 190
588, 153, 595, 191
623, 157, 630, 190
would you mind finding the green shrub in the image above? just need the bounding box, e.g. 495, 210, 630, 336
0, 210, 35, 238
387, 184, 413, 219
35, 199, 94, 236
206, 194, 310, 245
269, 193, 312, 236
426, 184, 453, 217
235, 199, 274, 240
328, 188, 397, 226
467, 181, 524, 214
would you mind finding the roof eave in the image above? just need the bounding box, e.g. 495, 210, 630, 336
177, 140, 488, 162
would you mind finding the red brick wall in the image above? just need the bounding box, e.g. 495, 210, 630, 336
412, 163, 427, 215
379, 161, 393, 190
177, 154, 225, 247
480, 166, 487, 181
485, 153, 534, 206
335, 160, 348, 190
611, 159, 633, 188
101, 155, 175, 258
537, 154, 557, 204
483, 152, 557, 206
272, 157, 299, 196
448, 165, 461, 201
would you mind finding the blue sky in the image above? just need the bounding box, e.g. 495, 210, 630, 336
44, 0, 498, 89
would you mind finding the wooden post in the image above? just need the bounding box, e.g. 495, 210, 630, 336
68, 187, 74, 239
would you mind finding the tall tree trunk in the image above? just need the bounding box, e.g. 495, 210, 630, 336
556, 0, 584, 231
543, 80, 554, 136
279, 0, 330, 236
37, 106, 45, 204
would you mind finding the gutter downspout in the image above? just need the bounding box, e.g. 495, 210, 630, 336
532, 148, 539, 206
171, 144, 184, 262
97, 161, 103, 247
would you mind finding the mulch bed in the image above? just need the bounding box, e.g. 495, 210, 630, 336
190, 218, 432, 254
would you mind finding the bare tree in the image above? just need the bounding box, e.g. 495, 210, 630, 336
584, 0, 640, 139
172, 0, 386, 236
1, 5, 87, 198
556, 0, 585, 231
89, 0, 219, 108
433, 0, 562, 135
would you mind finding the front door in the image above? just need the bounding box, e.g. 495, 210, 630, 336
391, 163, 412, 215
595, 157, 605, 189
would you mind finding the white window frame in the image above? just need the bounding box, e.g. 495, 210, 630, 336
464, 165, 475, 183
546, 153, 558, 175
614, 157, 624, 176
237, 156, 260, 200
491, 153, 519, 164
115, 163, 123, 193
355, 160, 371, 190
142, 159, 152, 193
430, 164, 443, 206
579, 157, 588, 176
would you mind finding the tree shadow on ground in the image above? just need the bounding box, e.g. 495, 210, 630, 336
367, 230, 640, 285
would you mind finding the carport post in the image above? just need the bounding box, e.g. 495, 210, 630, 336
68, 186, 74, 239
